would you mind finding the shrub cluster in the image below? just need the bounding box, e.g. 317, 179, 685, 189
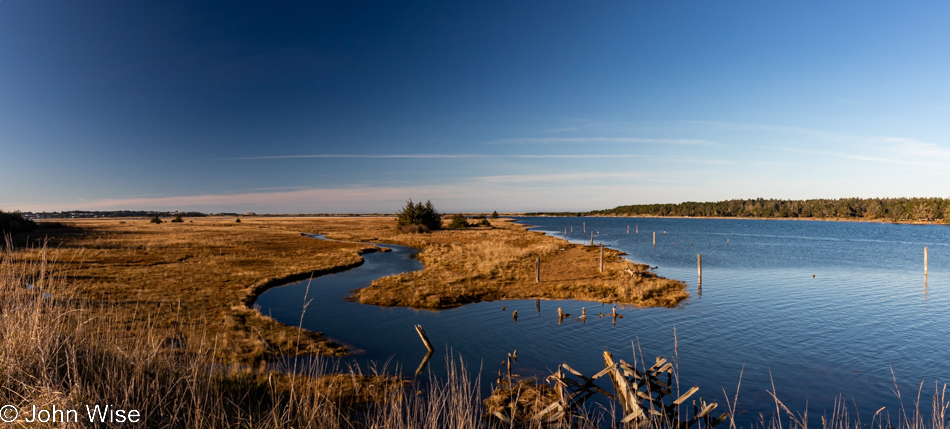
396, 199, 442, 232
0, 210, 37, 234
447, 214, 470, 229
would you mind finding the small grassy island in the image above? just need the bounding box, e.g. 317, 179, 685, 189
346, 218, 687, 309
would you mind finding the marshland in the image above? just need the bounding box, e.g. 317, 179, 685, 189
2, 213, 948, 428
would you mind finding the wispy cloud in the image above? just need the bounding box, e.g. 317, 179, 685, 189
690, 120, 950, 166
473, 171, 652, 184
221, 153, 649, 161
491, 137, 714, 145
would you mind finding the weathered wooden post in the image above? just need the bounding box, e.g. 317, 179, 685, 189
571, 226, 573, 234
636, 225, 638, 234
627, 225, 630, 234
697, 253, 702, 281
727, 238, 729, 246
653, 231, 656, 248
415, 324, 434, 353
600, 244, 604, 272
924, 247, 928, 276
590, 231, 594, 245
535, 257, 541, 283
564, 227, 567, 237
512, 310, 518, 321
536, 298, 540, 314
583, 222, 586, 233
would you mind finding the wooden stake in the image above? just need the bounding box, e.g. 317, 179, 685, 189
627, 225, 630, 234
600, 244, 604, 273
697, 253, 702, 280
535, 257, 540, 283
653, 232, 656, 248
571, 226, 573, 234
924, 247, 928, 276
636, 225, 638, 234
415, 324, 434, 353
512, 310, 518, 321
583, 222, 586, 233
536, 298, 540, 314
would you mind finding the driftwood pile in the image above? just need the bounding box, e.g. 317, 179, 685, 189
485, 350, 728, 428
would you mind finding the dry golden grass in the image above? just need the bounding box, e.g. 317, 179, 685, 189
21, 216, 386, 363
346, 218, 689, 309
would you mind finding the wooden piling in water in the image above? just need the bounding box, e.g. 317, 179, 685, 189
653, 232, 656, 248
415, 324, 434, 353
697, 253, 702, 280
924, 247, 928, 276
627, 225, 630, 234
571, 226, 573, 234
636, 225, 638, 234
536, 298, 540, 314
583, 222, 586, 234
590, 231, 594, 245
512, 310, 518, 321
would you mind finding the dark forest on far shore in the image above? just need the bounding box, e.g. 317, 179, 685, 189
530, 197, 950, 222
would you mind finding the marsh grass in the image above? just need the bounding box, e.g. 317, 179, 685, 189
351, 219, 688, 309
0, 238, 485, 428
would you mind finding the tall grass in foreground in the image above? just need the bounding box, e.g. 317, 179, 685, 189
1, 237, 946, 428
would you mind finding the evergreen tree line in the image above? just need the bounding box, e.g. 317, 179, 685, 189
591, 197, 950, 221
396, 199, 443, 232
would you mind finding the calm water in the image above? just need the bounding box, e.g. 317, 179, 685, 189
254, 219, 950, 427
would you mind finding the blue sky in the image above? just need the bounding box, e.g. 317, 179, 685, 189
2, 1, 949, 213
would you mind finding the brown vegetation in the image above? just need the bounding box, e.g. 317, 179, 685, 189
11, 217, 384, 363
0, 243, 477, 427
347, 218, 688, 309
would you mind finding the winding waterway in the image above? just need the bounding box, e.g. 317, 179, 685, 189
254, 218, 949, 427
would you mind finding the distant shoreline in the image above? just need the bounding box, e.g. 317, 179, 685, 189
520, 213, 948, 225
